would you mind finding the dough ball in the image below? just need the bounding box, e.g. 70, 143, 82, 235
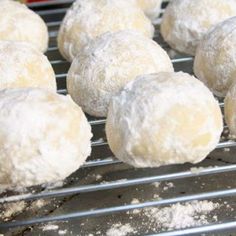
0, 88, 92, 189
194, 17, 236, 97
58, 0, 154, 62
224, 83, 236, 136
160, 0, 236, 55
106, 72, 223, 168
0, 0, 49, 52
0, 41, 56, 91
136, 0, 162, 23
67, 30, 174, 117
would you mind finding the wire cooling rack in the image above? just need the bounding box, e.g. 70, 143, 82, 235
1, 1, 236, 235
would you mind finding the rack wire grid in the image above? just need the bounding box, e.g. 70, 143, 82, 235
1, 1, 236, 235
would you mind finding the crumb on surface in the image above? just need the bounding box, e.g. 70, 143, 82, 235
152, 182, 160, 188
41, 224, 59, 231
106, 223, 135, 236
58, 229, 67, 235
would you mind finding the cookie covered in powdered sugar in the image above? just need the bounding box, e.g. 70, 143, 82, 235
136, 0, 162, 23
225, 83, 236, 136
0, 88, 92, 189
67, 30, 173, 117
0, 0, 49, 52
0, 41, 56, 91
194, 17, 236, 97
161, 0, 236, 55
57, 0, 154, 62
106, 72, 223, 168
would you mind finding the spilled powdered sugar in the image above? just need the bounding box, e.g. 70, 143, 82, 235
0, 198, 48, 222
106, 223, 136, 236
190, 167, 205, 174
30, 199, 46, 209
143, 200, 219, 231
58, 229, 68, 235
108, 199, 219, 235
40, 223, 68, 234
152, 182, 160, 188
0, 201, 26, 219
43, 180, 64, 190
190, 166, 219, 174
163, 182, 174, 191
41, 224, 59, 231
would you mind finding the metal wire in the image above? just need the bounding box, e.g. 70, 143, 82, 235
2, 188, 236, 229
1, 164, 236, 204
1, 1, 236, 235
147, 221, 236, 236
28, 0, 74, 8
37, 8, 68, 16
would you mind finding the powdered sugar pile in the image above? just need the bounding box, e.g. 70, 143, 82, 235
106, 223, 136, 236
0, 201, 26, 219
152, 182, 160, 188
163, 182, 174, 191
41, 224, 59, 231
30, 199, 46, 209
143, 200, 219, 231
40, 223, 68, 235
107, 200, 219, 235
58, 229, 68, 235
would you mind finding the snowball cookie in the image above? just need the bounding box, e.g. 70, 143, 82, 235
106, 72, 223, 168
67, 30, 174, 117
0, 41, 56, 91
0, 0, 49, 52
160, 0, 236, 55
58, 0, 154, 62
224, 83, 236, 136
0, 88, 92, 189
136, 0, 162, 23
194, 17, 236, 98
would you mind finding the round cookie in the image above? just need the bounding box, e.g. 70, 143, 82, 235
0, 41, 56, 91
58, 0, 154, 62
194, 17, 236, 97
160, 0, 236, 55
0, 0, 49, 52
67, 30, 174, 117
137, 0, 162, 23
0, 88, 92, 189
106, 72, 223, 168
224, 83, 236, 136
